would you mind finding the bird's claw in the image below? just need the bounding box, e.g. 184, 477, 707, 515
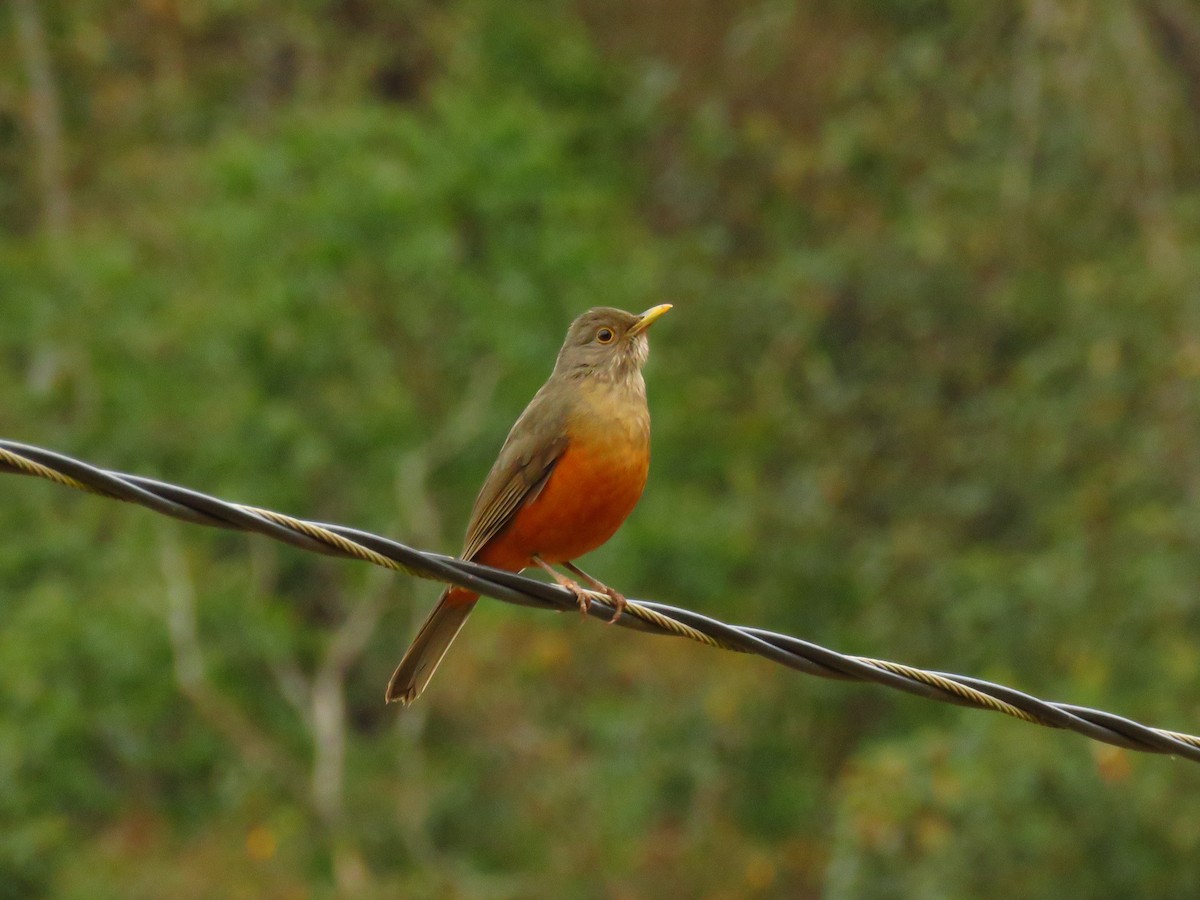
576, 587, 626, 622
560, 579, 596, 616
603, 587, 628, 624
573, 585, 593, 616
547, 564, 626, 622
566, 585, 624, 621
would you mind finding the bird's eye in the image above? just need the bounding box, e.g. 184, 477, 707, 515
596, 328, 615, 344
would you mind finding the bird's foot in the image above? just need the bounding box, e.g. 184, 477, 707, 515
533, 557, 625, 620
569, 584, 627, 622
541, 568, 595, 615
599, 586, 627, 624
563, 577, 600, 616
562, 561, 627, 623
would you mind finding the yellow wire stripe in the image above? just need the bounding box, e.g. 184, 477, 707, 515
0, 446, 105, 496
5, 440, 1200, 758
857, 657, 1044, 725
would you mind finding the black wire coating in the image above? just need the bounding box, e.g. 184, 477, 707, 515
2, 438, 1198, 763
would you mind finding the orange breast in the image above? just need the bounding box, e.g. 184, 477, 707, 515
477, 437, 649, 571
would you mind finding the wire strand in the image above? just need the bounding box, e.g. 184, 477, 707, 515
2, 438, 1197, 763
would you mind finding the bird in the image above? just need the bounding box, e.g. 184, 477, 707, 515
386, 304, 672, 705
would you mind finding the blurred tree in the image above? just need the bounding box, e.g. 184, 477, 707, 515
2, 0, 1200, 896
9, 0, 70, 241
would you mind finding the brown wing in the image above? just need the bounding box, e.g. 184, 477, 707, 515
460, 384, 569, 562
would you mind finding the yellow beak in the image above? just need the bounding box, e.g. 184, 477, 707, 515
628, 304, 672, 336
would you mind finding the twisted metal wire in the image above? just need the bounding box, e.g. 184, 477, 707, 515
2, 438, 1198, 763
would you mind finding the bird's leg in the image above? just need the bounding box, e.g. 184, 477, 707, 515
532, 555, 596, 616
562, 561, 628, 624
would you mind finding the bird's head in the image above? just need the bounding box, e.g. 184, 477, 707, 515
552, 304, 672, 382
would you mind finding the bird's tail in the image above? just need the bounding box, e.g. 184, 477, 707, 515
386, 586, 478, 705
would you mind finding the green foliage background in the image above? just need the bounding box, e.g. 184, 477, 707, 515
3, 0, 1200, 896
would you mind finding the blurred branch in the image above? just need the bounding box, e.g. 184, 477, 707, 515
275, 574, 385, 895
5, 438, 1200, 765
311, 593, 382, 819
1112, 1, 1186, 279
393, 359, 501, 548
10, 0, 71, 241
158, 528, 302, 781
162, 530, 374, 891
386, 361, 502, 867
253, 358, 499, 877
1140, 0, 1200, 128
1001, 0, 1047, 230
263, 570, 386, 831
